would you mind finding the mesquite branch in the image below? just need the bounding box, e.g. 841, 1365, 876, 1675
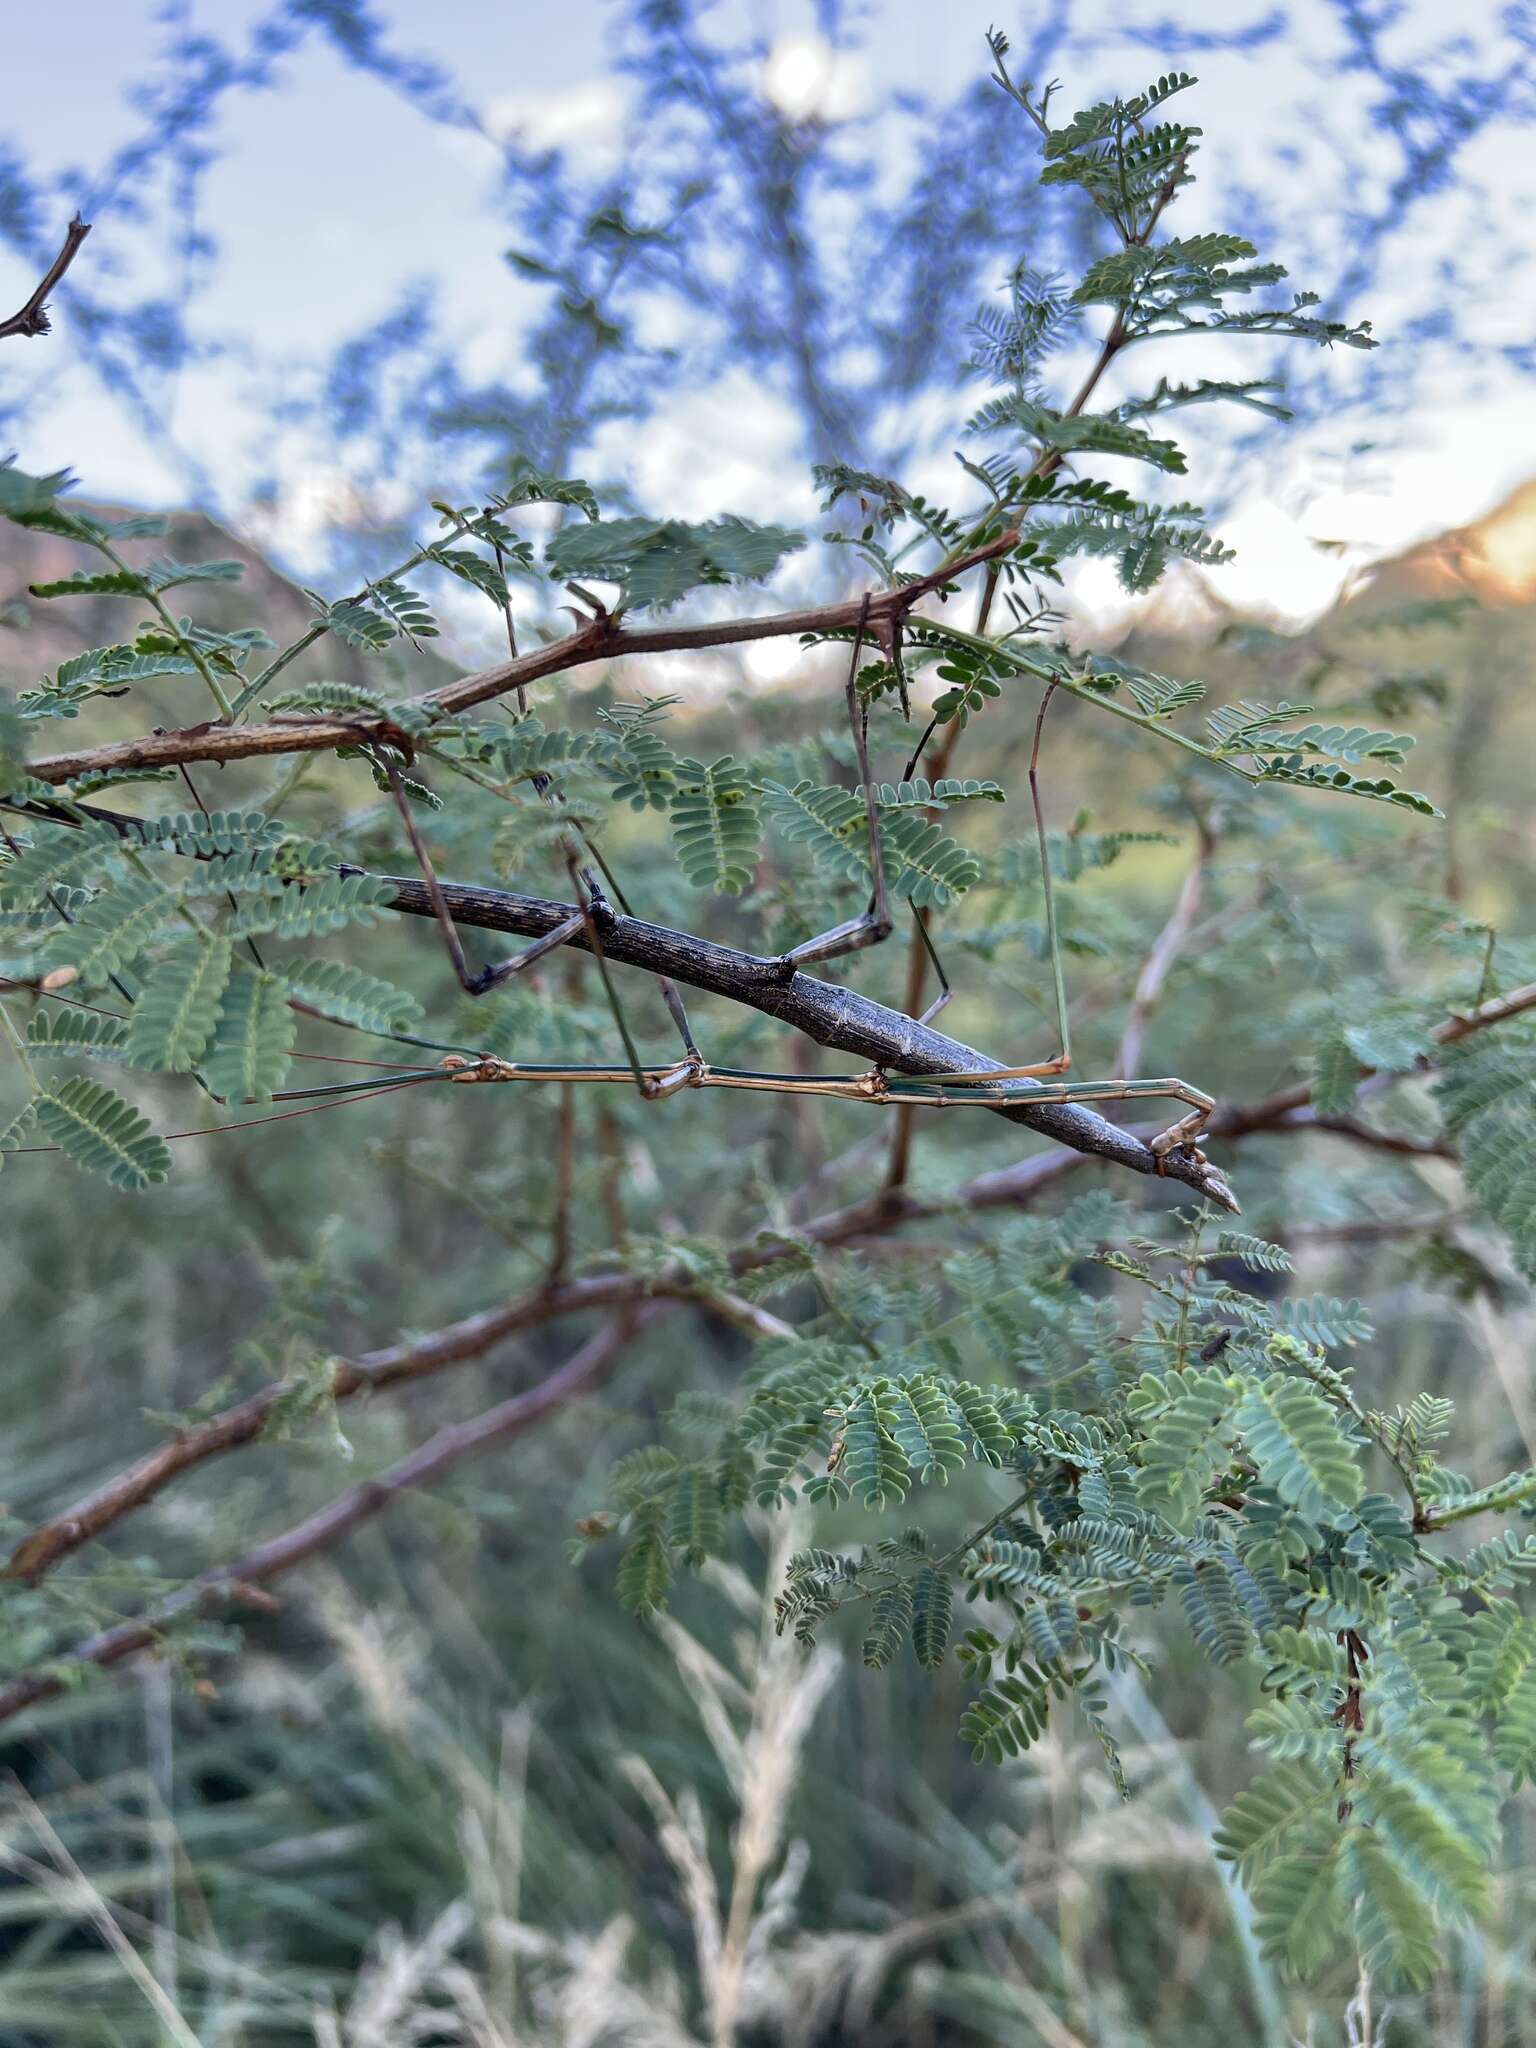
0, 214, 90, 342
0, 1318, 647, 1725
0, 1153, 1078, 1596
0, 964, 1525, 1709
7, 961, 1525, 1605
23, 526, 1029, 789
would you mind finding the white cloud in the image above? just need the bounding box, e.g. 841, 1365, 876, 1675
587, 368, 812, 525
237, 460, 415, 566
484, 77, 629, 156
743, 635, 805, 683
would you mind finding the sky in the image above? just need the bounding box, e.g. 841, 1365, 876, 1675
3, 0, 1535, 639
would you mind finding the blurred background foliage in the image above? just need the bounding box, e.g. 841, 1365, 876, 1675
3, 3, 1536, 2043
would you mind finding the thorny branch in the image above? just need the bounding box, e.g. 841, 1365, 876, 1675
0, 949, 1527, 1711
0, 1318, 649, 1725
2, 1260, 799, 1587
22, 524, 1032, 788
4, 960, 1527, 1607
0, 215, 91, 342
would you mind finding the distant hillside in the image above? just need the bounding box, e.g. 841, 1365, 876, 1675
1348, 476, 1536, 613
0, 503, 453, 709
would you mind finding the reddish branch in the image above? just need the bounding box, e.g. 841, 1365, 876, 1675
3, 1272, 647, 1584
0, 1318, 646, 1726
1115, 823, 1212, 1079
0, 215, 90, 342
0, 964, 1526, 1714
1, 1147, 1069, 1592
23, 526, 1027, 788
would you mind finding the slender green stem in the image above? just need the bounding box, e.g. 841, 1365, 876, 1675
233, 517, 474, 716
933, 1488, 1035, 1574
94, 540, 235, 720
0, 996, 40, 1091
920, 619, 1255, 781
118, 842, 210, 945
1420, 1472, 1536, 1531
261, 752, 318, 817
231, 623, 327, 713
1475, 926, 1497, 1008
1029, 682, 1071, 1069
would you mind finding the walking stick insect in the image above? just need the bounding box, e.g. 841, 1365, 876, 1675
374, 601, 1218, 1177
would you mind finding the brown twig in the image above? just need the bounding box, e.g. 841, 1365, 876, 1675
1283, 1112, 1457, 1159
1209, 981, 1536, 1141
0, 1139, 1070, 1591
550, 1081, 575, 1280
0, 1318, 647, 1725
1116, 822, 1212, 1079
0, 215, 91, 342
5, 958, 1515, 1622
25, 526, 1034, 789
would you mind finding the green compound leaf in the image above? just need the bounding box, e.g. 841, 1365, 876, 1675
122, 936, 233, 1072
1338, 1831, 1441, 1991
616, 1514, 673, 1616
668, 756, 761, 893
0, 819, 99, 910
278, 960, 423, 1036
35, 1076, 171, 1191
135, 809, 290, 860
664, 1465, 722, 1568
0, 1096, 40, 1166
1235, 1378, 1363, 1527
1252, 757, 1441, 816
263, 680, 389, 717
1250, 1836, 1348, 1982
841, 1383, 912, 1509
43, 872, 175, 981
960, 1667, 1053, 1764
1436, 1025, 1536, 1279
911, 1566, 954, 1670
885, 1379, 968, 1482
203, 971, 296, 1103
313, 595, 395, 652
1132, 1367, 1238, 1530
226, 872, 396, 941
761, 780, 981, 907
27, 1009, 128, 1059
862, 1577, 915, 1669
1214, 1761, 1336, 1882
426, 545, 510, 608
